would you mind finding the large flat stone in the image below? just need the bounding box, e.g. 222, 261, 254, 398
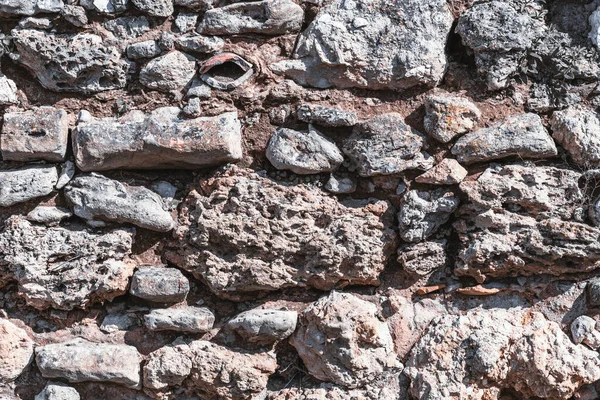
0, 165, 57, 207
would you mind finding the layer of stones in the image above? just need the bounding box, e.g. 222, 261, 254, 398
3, 0, 600, 399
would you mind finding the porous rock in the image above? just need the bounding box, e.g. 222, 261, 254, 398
144, 306, 215, 333
175, 34, 224, 54
228, 309, 297, 344
571, 315, 600, 349
297, 104, 358, 127
139, 51, 196, 92
415, 159, 468, 185
397, 240, 447, 276
0, 0, 63, 16
291, 292, 401, 388
131, 0, 172, 16
0, 319, 34, 384
126, 40, 161, 60
80, 0, 129, 13
35, 382, 80, 400
0, 165, 57, 207
424, 94, 481, 143
0, 216, 135, 310
130, 266, 189, 303
551, 106, 600, 168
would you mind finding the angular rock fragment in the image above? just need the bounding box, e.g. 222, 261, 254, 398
27, 206, 72, 226
144, 306, 215, 332
56, 161, 75, 190
291, 292, 401, 388
588, 279, 600, 307
126, 40, 161, 60
551, 106, 600, 167
342, 113, 433, 176
139, 51, 196, 92
1, 107, 69, 162
297, 105, 358, 127
35, 382, 80, 400
61, 5, 88, 27
175, 34, 224, 54
36, 340, 141, 388
0, 216, 135, 310
166, 167, 397, 298
80, 0, 129, 13
228, 309, 297, 344
398, 240, 447, 276
100, 312, 139, 333
143, 345, 192, 390
0, 0, 63, 16
452, 113, 557, 164
0, 165, 57, 207
131, 0, 172, 16
424, 94, 481, 143
415, 159, 468, 185
64, 174, 175, 232
266, 126, 343, 174
73, 108, 242, 170
174, 0, 214, 10
591, 6, 600, 50
130, 266, 189, 303
103, 16, 150, 40
405, 309, 600, 399
0, 319, 34, 384
175, 13, 198, 33
198, 0, 304, 35
11, 29, 129, 93
571, 315, 600, 349
325, 175, 356, 194
0, 75, 18, 105
398, 190, 459, 243
271, 0, 453, 90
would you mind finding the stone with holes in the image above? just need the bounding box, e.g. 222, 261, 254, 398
0, 0, 63, 16
131, 0, 172, 16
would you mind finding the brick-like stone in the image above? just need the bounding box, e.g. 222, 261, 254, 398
130, 266, 189, 303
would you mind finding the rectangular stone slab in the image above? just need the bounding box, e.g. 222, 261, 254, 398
72, 108, 242, 171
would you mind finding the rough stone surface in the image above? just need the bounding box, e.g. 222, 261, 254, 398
342, 113, 433, 176
571, 315, 600, 349
166, 167, 397, 298
130, 266, 189, 303
0, 319, 34, 384
424, 94, 481, 143
175, 34, 224, 54
1, 107, 69, 162
64, 174, 175, 232
0, 0, 63, 16
291, 292, 401, 388
0, 75, 18, 105
198, 0, 304, 36
11, 29, 129, 93
405, 309, 600, 399
131, 0, 172, 16
415, 159, 468, 185
26, 206, 72, 226
126, 40, 161, 60
36, 340, 142, 388
73, 108, 242, 171
0, 216, 135, 310
0, 165, 57, 207
588, 278, 600, 307
266, 126, 344, 174
143, 344, 192, 390
398, 240, 447, 276
325, 175, 356, 194
551, 106, 600, 167
297, 104, 358, 127
228, 309, 297, 344
80, 0, 128, 13
35, 382, 80, 400
271, 0, 453, 90
144, 306, 215, 332
139, 51, 196, 92
452, 113, 557, 164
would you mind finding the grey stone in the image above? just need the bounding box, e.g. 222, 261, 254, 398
100, 312, 139, 333
451, 113, 557, 165
126, 40, 161, 60
398, 240, 447, 276
18, 17, 52, 29
0, 216, 135, 310
198, 0, 304, 35
186, 80, 211, 98
398, 189, 459, 243
0, 0, 63, 15
591, 6, 600, 50
61, 5, 88, 27
80, 0, 128, 13
571, 315, 600, 349
130, 266, 189, 303
139, 51, 196, 92
325, 175, 356, 194
1, 107, 69, 162
266, 126, 344, 174
424, 95, 481, 143
73, 109, 242, 171
26, 206, 72, 226
144, 306, 215, 333
35, 382, 80, 400
0, 319, 34, 384
55, 161, 75, 190
415, 159, 468, 185
174, 13, 198, 33
297, 104, 358, 127
173, 0, 215, 10
143, 345, 192, 390
228, 309, 297, 344
0, 75, 18, 105
589, 279, 600, 307
11, 29, 129, 93
175, 34, 224, 54
36, 340, 141, 388
131, 0, 173, 16
151, 181, 177, 203
64, 174, 175, 232
551, 106, 600, 168
343, 113, 433, 177
271, 0, 453, 91
103, 16, 150, 40
0, 165, 57, 207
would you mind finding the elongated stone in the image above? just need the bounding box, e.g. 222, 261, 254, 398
73, 108, 242, 171
0, 165, 57, 207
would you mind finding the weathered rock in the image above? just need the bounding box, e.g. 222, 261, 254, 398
454, 164, 600, 282
415, 159, 468, 185
424, 95, 481, 143
144, 306, 215, 332
100, 312, 139, 333
131, 0, 172, 16
175, 34, 224, 54
35, 382, 80, 400
0, 75, 18, 105
27, 206, 72, 226
166, 167, 397, 298
198, 0, 304, 35
11, 29, 129, 93
139, 51, 196, 92
591, 6, 600, 50
398, 240, 447, 276
342, 113, 433, 176
291, 292, 401, 388
0, 216, 135, 310
61, 5, 88, 27
143, 344, 192, 390
175, 13, 198, 33
297, 105, 358, 127
0, 165, 57, 207
271, 0, 453, 90
73, 108, 242, 171
64, 174, 175, 232
398, 189, 459, 243
571, 315, 600, 349
1, 107, 69, 162
588, 278, 600, 307
325, 175, 356, 194
551, 106, 600, 167
174, 0, 214, 10
228, 309, 297, 344
56, 161, 75, 190
452, 113, 557, 164
80, 0, 129, 13
0, 0, 63, 16
456, 1, 546, 90
103, 16, 150, 40
126, 40, 161, 60
266, 126, 344, 174
0, 319, 34, 384
130, 266, 189, 303
405, 309, 600, 399
36, 340, 141, 388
